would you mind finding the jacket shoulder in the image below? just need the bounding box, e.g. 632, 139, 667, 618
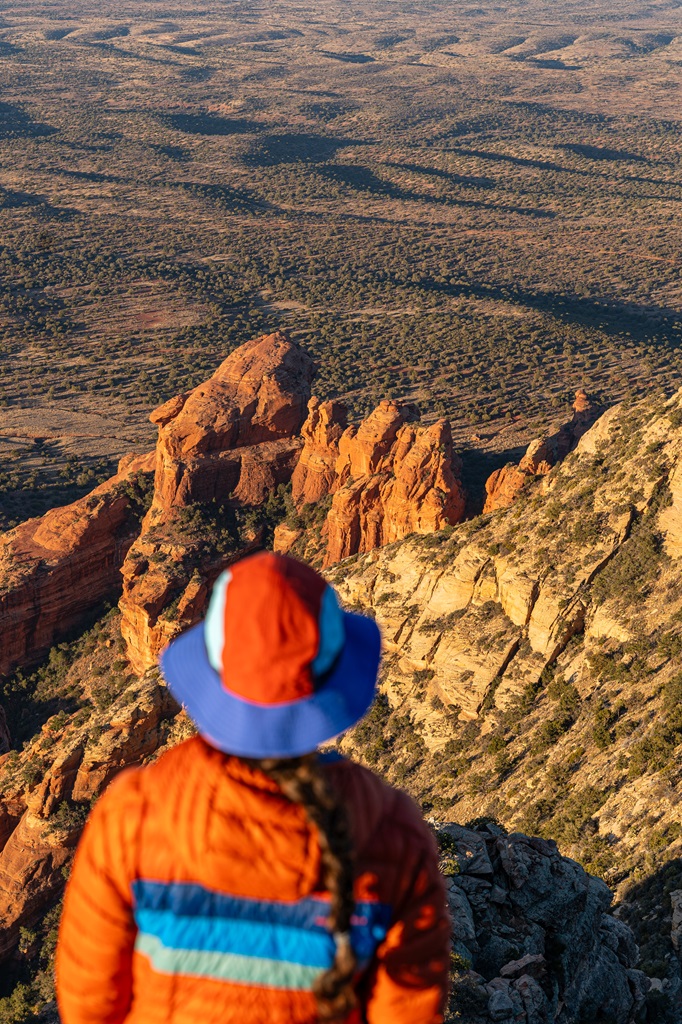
329, 757, 436, 856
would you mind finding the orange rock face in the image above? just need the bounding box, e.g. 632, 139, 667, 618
272, 522, 304, 556
291, 398, 348, 506
323, 410, 466, 566
120, 332, 314, 674
336, 400, 412, 481
0, 452, 155, 678
484, 391, 603, 513
483, 465, 532, 514
151, 331, 314, 512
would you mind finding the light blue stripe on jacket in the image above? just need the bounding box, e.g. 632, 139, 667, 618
132, 879, 392, 967
135, 907, 336, 970
136, 932, 322, 990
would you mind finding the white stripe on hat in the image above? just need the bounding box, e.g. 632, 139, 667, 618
204, 570, 232, 674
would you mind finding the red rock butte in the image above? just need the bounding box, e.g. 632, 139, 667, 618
284, 398, 466, 567
149, 331, 315, 512
119, 332, 315, 674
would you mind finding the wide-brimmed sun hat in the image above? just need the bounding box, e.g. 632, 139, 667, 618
159, 551, 382, 758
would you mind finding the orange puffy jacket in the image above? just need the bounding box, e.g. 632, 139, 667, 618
56, 737, 450, 1024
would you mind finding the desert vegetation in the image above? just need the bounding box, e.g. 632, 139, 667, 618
1, 0, 682, 527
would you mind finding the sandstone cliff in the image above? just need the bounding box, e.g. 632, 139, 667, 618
149, 330, 314, 513
119, 332, 315, 673
0, 452, 154, 679
333, 391, 682, 917
0, 649, 179, 960
484, 390, 603, 513
0, 336, 467, 683
0, 617, 654, 1023
1, 342, 682, 1019
290, 397, 348, 506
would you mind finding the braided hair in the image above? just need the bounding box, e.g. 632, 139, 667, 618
248, 753, 358, 1021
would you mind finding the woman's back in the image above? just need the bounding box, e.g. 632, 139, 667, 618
57, 737, 449, 1024
57, 552, 450, 1023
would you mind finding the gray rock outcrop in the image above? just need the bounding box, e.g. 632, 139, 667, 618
440, 821, 648, 1023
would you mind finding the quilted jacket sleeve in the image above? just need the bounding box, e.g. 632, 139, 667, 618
364, 792, 451, 1024
56, 770, 143, 1024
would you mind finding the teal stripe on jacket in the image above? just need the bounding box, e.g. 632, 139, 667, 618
135, 907, 336, 969
136, 932, 322, 990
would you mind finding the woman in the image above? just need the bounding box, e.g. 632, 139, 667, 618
56, 551, 450, 1023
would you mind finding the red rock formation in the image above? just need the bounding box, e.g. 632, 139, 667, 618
323, 414, 466, 566
335, 400, 414, 481
151, 331, 314, 512
0, 452, 154, 678
120, 332, 314, 674
291, 398, 348, 506
483, 465, 531, 514
286, 397, 466, 566
484, 391, 603, 514
272, 522, 304, 557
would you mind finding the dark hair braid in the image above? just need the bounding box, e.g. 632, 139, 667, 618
250, 753, 358, 1021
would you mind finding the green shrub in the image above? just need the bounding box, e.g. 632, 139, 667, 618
49, 800, 90, 833
627, 672, 682, 777
592, 520, 665, 605
0, 984, 38, 1024
547, 785, 609, 846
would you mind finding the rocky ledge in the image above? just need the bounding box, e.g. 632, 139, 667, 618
484, 390, 603, 514
439, 821, 649, 1024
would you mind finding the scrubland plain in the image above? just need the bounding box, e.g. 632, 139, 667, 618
1, 0, 682, 527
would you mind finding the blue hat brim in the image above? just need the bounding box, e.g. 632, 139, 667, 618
159, 612, 381, 758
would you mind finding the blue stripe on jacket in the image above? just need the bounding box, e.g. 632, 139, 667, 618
131, 879, 393, 988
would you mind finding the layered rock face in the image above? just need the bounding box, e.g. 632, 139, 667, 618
2, 380, 682, 1012
285, 398, 466, 566
439, 821, 647, 1024
325, 414, 466, 566
291, 397, 348, 506
484, 390, 603, 513
150, 331, 315, 513
0, 645, 651, 1011
120, 332, 315, 674
0, 452, 154, 678
333, 390, 682, 906
0, 674, 177, 959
